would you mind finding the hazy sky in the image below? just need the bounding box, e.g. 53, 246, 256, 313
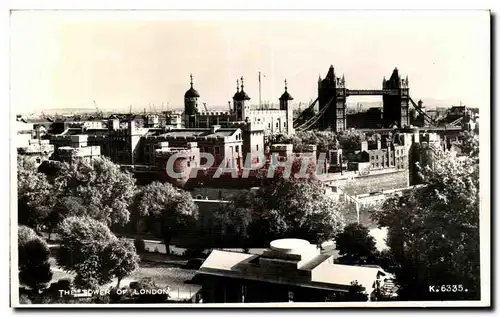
10, 10, 490, 114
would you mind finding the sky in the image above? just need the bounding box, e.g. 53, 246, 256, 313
10, 10, 490, 114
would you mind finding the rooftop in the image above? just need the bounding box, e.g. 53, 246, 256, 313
199, 238, 387, 294
159, 128, 239, 139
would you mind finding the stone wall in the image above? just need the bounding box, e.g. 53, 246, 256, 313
335, 169, 409, 196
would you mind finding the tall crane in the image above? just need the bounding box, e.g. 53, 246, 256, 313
203, 102, 208, 112
93, 100, 103, 119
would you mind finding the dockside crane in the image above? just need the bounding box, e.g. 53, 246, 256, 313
93, 100, 103, 119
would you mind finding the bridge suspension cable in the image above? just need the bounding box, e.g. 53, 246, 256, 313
295, 97, 334, 131
408, 97, 439, 126
409, 96, 463, 128
293, 98, 319, 126
446, 117, 463, 127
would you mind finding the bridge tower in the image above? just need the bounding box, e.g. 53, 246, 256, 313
382, 68, 410, 128
317, 65, 347, 132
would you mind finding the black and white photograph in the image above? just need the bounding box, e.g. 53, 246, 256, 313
9, 9, 490, 308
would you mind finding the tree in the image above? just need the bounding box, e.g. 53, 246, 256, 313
372, 149, 480, 300
17, 157, 56, 233
56, 216, 139, 288
210, 191, 257, 248
267, 131, 339, 153
134, 182, 198, 255
458, 130, 479, 160
103, 238, 140, 288
18, 226, 53, 292
326, 281, 369, 302
214, 179, 346, 247
337, 130, 366, 152
257, 179, 346, 245
53, 157, 137, 227
335, 223, 377, 265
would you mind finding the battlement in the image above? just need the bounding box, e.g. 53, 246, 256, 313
225, 120, 265, 131
199, 111, 232, 116
155, 148, 194, 158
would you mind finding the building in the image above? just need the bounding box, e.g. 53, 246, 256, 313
198, 238, 390, 303
182, 74, 294, 137
17, 139, 54, 166
53, 135, 101, 163
142, 125, 244, 167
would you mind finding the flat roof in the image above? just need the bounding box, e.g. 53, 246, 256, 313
198, 249, 385, 293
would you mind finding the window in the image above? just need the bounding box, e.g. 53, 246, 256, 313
268, 123, 271, 128
376, 155, 379, 159
235, 145, 239, 153
276, 122, 279, 128
36, 158, 41, 164
256, 144, 259, 151
284, 122, 287, 127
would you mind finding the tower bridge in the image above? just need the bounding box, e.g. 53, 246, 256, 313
294, 65, 439, 132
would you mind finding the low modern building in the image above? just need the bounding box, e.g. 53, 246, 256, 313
197, 238, 389, 303
53, 135, 101, 163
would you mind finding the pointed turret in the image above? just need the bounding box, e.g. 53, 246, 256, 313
237, 76, 250, 101
279, 79, 294, 101
233, 79, 241, 100
184, 73, 200, 98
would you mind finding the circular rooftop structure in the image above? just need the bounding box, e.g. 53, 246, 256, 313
270, 239, 311, 253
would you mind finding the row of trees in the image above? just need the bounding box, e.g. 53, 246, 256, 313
267, 130, 385, 153
18, 156, 200, 299
18, 156, 199, 254
209, 177, 347, 248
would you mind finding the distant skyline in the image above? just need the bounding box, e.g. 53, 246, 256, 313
10, 10, 490, 114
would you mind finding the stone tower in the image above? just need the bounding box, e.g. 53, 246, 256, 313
279, 79, 295, 135
317, 65, 347, 132
382, 68, 410, 128
184, 73, 200, 128
233, 76, 251, 121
